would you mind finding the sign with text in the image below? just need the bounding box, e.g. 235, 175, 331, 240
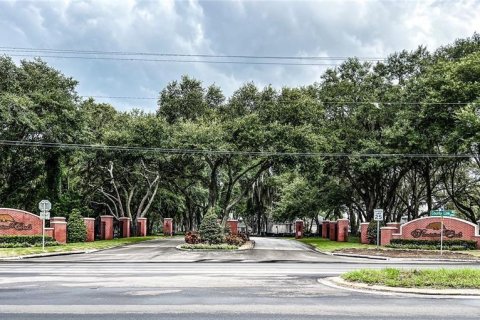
373, 209, 384, 221
430, 210, 455, 217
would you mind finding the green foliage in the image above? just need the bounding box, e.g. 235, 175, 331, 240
0, 235, 54, 244
343, 268, 480, 289
180, 243, 238, 250
367, 221, 385, 245
67, 209, 87, 243
0, 241, 59, 248
198, 209, 224, 244
388, 239, 477, 250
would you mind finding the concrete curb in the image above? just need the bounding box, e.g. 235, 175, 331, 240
175, 240, 255, 252
0, 250, 94, 261
323, 276, 480, 297
331, 252, 480, 263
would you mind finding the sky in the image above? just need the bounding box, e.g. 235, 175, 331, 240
0, 0, 479, 112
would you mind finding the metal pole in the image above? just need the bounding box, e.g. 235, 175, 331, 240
377, 220, 380, 248
42, 214, 45, 252
440, 214, 444, 256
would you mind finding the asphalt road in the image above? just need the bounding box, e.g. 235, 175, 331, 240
1, 238, 480, 319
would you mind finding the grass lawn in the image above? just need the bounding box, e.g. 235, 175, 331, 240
296, 236, 373, 252
0, 236, 163, 258
342, 268, 480, 289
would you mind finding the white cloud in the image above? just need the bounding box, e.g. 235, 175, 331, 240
0, 0, 478, 111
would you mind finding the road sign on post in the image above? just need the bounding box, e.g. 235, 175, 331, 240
38, 200, 52, 251
373, 209, 384, 248
430, 209, 455, 255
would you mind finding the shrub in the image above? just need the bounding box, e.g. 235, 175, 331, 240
388, 239, 477, 250
238, 232, 250, 242
67, 209, 87, 243
185, 231, 202, 244
0, 241, 59, 248
0, 235, 54, 245
225, 234, 246, 246
198, 209, 224, 244
180, 243, 238, 250
367, 220, 385, 244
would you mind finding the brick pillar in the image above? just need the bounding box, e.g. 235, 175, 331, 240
50, 217, 67, 244
227, 219, 239, 235
336, 219, 349, 242
119, 217, 131, 238
163, 218, 173, 236
83, 218, 95, 242
386, 222, 401, 233
322, 221, 329, 239
360, 223, 369, 244
137, 217, 147, 237
295, 220, 304, 239
44, 227, 54, 238
380, 227, 396, 246
329, 221, 337, 241
100, 215, 114, 240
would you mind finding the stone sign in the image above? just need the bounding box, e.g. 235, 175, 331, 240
0, 209, 42, 236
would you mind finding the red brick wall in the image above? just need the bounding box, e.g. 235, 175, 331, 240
322, 221, 329, 239
329, 222, 337, 241
295, 220, 304, 239
397, 217, 478, 242
163, 218, 173, 236
51, 221, 67, 244
380, 227, 396, 245
227, 220, 239, 235
137, 218, 147, 237
83, 218, 95, 242
119, 217, 131, 238
100, 216, 114, 240
360, 223, 369, 244
0, 208, 43, 236
337, 219, 349, 242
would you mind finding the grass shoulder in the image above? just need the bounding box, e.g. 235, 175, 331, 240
296, 236, 372, 252
342, 268, 480, 289
0, 236, 163, 258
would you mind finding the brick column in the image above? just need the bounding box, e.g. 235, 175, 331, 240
336, 219, 349, 242
380, 227, 396, 246
227, 219, 239, 235
137, 217, 147, 237
119, 217, 131, 238
44, 227, 54, 239
163, 218, 173, 236
386, 222, 401, 233
329, 221, 337, 241
322, 221, 329, 239
83, 218, 95, 242
50, 217, 67, 244
295, 220, 304, 239
360, 223, 370, 244
100, 215, 114, 240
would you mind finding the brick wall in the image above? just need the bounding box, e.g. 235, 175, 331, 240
0, 208, 43, 236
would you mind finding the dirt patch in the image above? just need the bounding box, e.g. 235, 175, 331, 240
334, 248, 480, 260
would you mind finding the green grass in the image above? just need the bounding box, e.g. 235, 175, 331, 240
0, 236, 162, 258
180, 243, 238, 250
296, 236, 372, 252
342, 268, 480, 289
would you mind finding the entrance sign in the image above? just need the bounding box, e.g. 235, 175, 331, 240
373, 209, 383, 247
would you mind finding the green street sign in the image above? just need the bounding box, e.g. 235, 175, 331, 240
430, 210, 455, 217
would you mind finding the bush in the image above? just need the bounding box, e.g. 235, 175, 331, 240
67, 209, 87, 243
198, 209, 224, 244
367, 220, 385, 244
185, 231, 202, 244
0, 241, 59, 248
387, 239, 477, 250
225, 234, 246, 246
180, 243, 238, 250
238, 232, 250, 242
0, 235, 54, 245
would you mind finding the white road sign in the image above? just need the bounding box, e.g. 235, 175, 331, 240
38, 200, 52, 212
40, 211, 50, 220
373, 209, 384, 221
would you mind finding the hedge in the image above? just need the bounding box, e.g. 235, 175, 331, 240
0, 241, 59, 248
0, 235, 55, 245
387, 239, 477, 250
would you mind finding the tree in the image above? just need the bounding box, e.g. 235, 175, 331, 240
198, 208, 224, 244
67, 209, 87, 243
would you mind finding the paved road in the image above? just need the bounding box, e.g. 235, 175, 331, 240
2, 238, 480, 319
29, 237, 362, 263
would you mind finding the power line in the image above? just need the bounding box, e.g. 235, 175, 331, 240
0, 46, 387, 61
0, 140, 475, 159
6, 54, 346, 67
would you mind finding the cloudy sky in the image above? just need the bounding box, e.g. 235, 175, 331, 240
0, 0, 479, 112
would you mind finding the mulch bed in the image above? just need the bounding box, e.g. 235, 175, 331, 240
334, 248, 480, 260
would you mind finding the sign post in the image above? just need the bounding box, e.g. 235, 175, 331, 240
38, 200, 52, 252
373, 209, 384, 248
430, 209, 455, 255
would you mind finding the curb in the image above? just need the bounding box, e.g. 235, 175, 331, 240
322, 276, 480, 297
0, 250, 93, 261
175, 240, 255, 252
331, 252, 480, 263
